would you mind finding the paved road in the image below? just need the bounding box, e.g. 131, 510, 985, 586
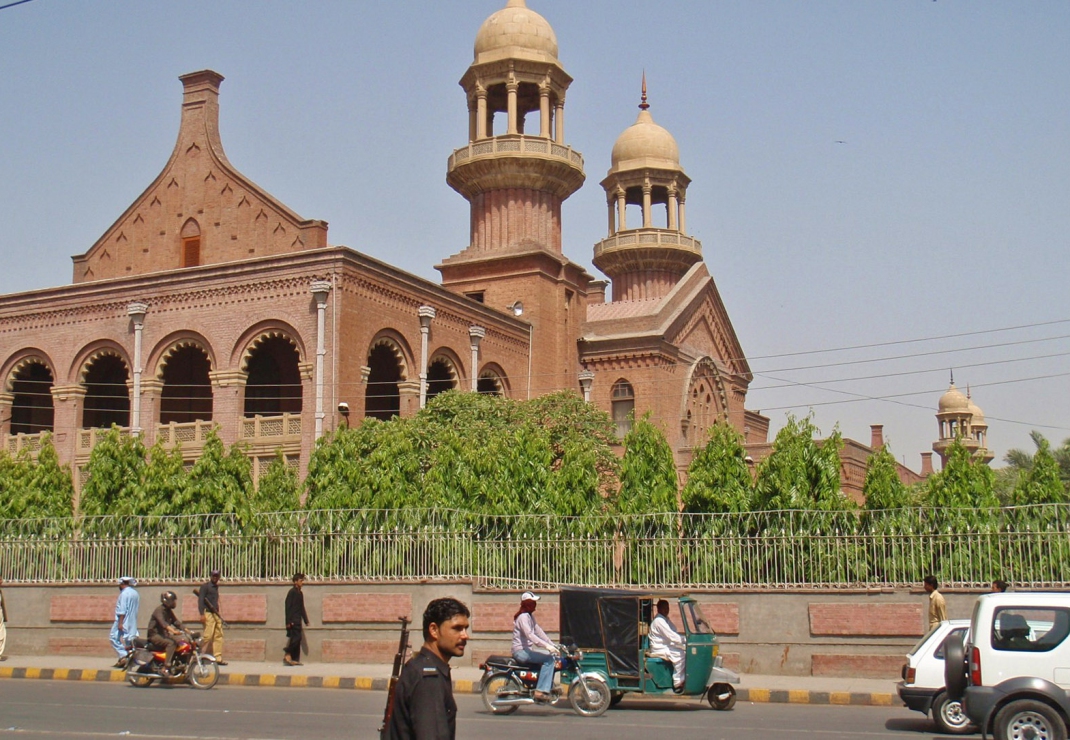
0, 681, 942, 740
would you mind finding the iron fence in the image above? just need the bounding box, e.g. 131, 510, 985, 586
2, 506, 1070, 589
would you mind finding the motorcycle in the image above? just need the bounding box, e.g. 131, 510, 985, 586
125, 629, 220, 689
480, 644, 611, 717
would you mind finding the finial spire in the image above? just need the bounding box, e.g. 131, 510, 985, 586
639, 71, 649, 111
967, 384, 971, 399
506, 0, 527, 7
950, 369, 955, 386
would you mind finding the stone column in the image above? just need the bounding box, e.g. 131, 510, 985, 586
617, 189, 627, 231
398, 380, 421, 418
468, 326, 486, 392
539, 85, 551, 138
418, 306, 436, 409
209, 370, 247, 448
138, 378, 164, 448
298, 361, 314, 474
642, 182, 652, 228
606, 198, 615, 236
476, 86, 488, 139
127, 302, 148, 436
668, 185, 678, 231
679, 195, 687, 234
0, 392, 12, 438
578, 370, 595, 403
506, 78, 519, 135
468, 97, 477, 142
554, 99, 565, 143
311, 280, 332, 440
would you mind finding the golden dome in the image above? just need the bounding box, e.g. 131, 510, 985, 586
967, 390, 986, 427
938, 382, 970, 413
610, 109, 681, 172
474, 0, 559, 64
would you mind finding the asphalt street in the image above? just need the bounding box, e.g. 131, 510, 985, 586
0, 680, 946, 740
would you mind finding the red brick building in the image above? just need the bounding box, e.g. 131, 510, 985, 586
0, 1, 918, 501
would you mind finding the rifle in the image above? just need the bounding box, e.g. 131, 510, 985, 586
379, 616, 411, 740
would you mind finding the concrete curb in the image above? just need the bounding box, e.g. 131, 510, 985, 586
0, 667, 896, 706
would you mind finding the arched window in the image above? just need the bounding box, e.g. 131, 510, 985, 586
611, 379, 635, 439
82, 354, 130, 429
180, 218, 201, 268
10, 361, 54, 434
244, 336, 302, 417
160, 344, 213, 424
426, 356, 457, 403
365, 342, 403, 420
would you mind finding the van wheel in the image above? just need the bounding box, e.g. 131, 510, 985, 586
707, 683, 737, 711
994, 699, 1066, 740
932, 691, 973, 735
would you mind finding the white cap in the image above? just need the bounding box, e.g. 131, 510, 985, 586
118, 576, 137, 586
521, 591, 540, 601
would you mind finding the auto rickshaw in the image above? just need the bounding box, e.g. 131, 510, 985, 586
557, 587, 740, 710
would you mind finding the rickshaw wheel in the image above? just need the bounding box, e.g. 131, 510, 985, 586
707, 683, 737, 711
569, 676, 611, 717
609, 691, 625, 708
481, 673, 521, 715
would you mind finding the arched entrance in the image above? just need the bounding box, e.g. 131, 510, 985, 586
477, 370, 504, 396
160, 344, 213, 424
365, 342, 403, 420
82, 354, 130, 428
244, 336, 302, 417
426, 356, 457, 403
10, 361, 54, 434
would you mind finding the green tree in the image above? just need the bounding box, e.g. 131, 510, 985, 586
253, 451, 302, 513
79, 427, 147, 517
140, 441, 192, 517
183, 430, 253, 517
925, 438, 998, 510
682, 421, 752, 513
22, 436, 75, 519
617, 414, 678, 514
1003, 431, 1070, 497
862, 444, 911, 510
752, 414, 849, 511
1012, 436, 1067, 506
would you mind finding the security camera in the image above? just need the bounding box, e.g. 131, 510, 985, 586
338, 402, 350, 416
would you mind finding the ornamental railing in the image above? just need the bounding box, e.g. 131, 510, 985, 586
2, 506, 1069, 589
448, 135, 584, 170
593, 229, 703, 258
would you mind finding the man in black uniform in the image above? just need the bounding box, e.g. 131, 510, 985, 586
147, 591, 185, 675
283, 573, 309, 666
386, 597, 470, 740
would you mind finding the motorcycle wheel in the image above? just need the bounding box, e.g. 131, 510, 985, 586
569, 676, 610, 718
481, 673, 521, 715
126, 672, 154, 687
187, 658, 220, 690
707, 683, 737, 711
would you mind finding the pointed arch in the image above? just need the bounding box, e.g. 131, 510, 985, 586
153, 336, 214, 424
3, 351, 56, 434
77, 346, 131, 429
427, 347, 465, 402
365, 331, 413, 421
477, 362, 509, 397
680, 356, 728, 446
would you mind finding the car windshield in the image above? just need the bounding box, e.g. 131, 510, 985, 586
908, 624, 943, 656
681, 601, 712, 634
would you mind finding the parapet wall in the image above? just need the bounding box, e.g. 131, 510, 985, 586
1, 582, 986, 677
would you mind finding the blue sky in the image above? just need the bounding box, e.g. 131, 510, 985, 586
1, 0, 1068, 469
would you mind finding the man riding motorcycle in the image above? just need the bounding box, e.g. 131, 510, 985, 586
147, 591, 186, 675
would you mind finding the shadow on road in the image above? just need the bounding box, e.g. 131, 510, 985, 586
884, 716, 949, 736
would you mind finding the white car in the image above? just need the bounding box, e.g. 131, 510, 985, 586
898, 619, 974, 734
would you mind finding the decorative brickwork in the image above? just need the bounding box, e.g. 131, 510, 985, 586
811, 654, 906, 679
322, 640, 398, 663
179, 593, 267, 623
50, 595, 115, 623
322, 593, 412, 623
473, 602, 559, 634
809, 603, 924, 637
695, 601, 740, 636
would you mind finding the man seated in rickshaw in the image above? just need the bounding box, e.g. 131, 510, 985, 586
648, 599, 686, 692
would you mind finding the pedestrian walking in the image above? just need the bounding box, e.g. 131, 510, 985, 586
924, 575, 947, 629
109, 576, 139, 667
385, 597, 470, 740
283, 572, 308, 666
198, 570, 227, 665
0, 576, 8, 661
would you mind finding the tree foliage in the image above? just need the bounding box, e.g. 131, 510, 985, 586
0, 435, 74, 519
617, 414, 678, 515
862, 443, 912, 510
78, 428, 147, 517
925, 438, 998, 510
682, 421, 752, 513
752, 414, 849, 511
1012, 436, 1068, 506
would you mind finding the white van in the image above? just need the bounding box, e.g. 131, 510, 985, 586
898, 619, 973, 734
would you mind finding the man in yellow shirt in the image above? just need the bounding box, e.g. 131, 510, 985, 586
924, 575, 947, 629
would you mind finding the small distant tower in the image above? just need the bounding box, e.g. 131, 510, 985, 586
593, 77, 701, 302
933, 373, 993, 466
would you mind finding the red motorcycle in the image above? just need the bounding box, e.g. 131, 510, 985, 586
125, 630, 219, 689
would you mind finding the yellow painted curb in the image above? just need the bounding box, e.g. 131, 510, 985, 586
322, 676, 340, 688
870, 693, 894, 706
0, 667, 13, 678
227, 673, 245, 685
259, 674, 277, 686
24, 668, 40, 679
829, 691, 852, 705
355, 677, 373, 690
290, 675, 308, 687
787, 689, 810, 703
748, 688, 770, 703
80, 669, 99, 681
454, 679, 475, 694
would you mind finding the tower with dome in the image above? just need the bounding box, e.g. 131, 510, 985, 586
933, 375, 994, 466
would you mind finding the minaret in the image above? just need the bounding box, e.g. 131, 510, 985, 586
933, 371, 986, 466
438, 0, 591, 396
593, 77, 702, 301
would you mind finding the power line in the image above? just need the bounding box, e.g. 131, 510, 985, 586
0, 0, 35, 10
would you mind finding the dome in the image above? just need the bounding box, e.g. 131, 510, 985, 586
474, 0, 558, 64
938, 382, 970, 413
967, 391, 986, 427
610, 109, 681, 172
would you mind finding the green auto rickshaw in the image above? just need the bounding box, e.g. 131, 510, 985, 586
557, 587, 740, 710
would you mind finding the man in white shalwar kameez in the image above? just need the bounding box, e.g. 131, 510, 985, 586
648, 599, 685, 691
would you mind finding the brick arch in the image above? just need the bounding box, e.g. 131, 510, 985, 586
148, 332, 216, 379
428, 346, 466, 382
478, 362, 510, 397
69, 342, 131, 385
2, 349, 57, 393
367, 331, 413, 381
680, 356, 729, 445
232, 322, 307, 372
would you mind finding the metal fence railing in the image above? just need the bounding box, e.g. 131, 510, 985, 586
2, 506, 1070, 589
